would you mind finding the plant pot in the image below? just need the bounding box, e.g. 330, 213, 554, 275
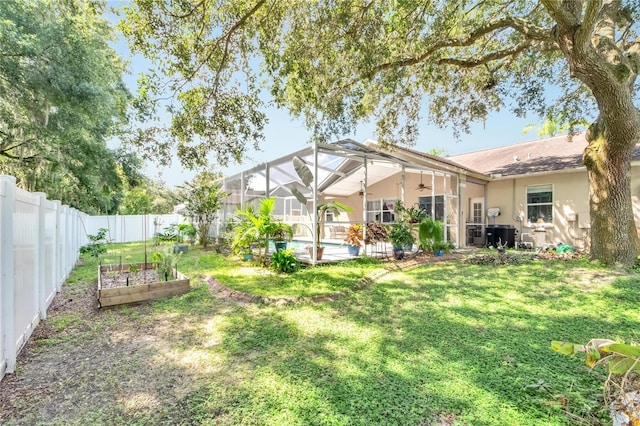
274, 241, 288, 252
308, 246, 325, 260
435, 250, 444, 257
173, 244, 189, 253
242, 253, 254, 261
347, 244, 360, 256
393, 246, 405, 260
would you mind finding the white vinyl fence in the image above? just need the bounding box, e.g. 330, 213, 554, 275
1, 176, 86, 380
0, 174, 189, 381
84, 213, 184, 243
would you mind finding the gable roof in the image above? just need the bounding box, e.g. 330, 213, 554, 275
447, 133, 589, 177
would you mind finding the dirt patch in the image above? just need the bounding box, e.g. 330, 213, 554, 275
99, 269, 164, 289
0, 270, 213, 425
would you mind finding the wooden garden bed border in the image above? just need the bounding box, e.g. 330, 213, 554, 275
98, 262, 190, 308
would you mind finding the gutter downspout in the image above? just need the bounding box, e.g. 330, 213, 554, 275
511, 178, 524, 245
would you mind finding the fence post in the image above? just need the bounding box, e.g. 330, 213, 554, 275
0, 176, 16, 374
72, 209, 79, 263
35, 193, 47, 320
73, 209, 82, 265
62, 205, 69, 278
51, 200, 62, 293
52, 200, 62, 292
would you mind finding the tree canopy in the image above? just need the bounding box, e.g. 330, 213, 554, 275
0, 0, 131, 213
121, 1, 640, 266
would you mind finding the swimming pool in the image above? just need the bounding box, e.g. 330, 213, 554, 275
269, 239, 343, 251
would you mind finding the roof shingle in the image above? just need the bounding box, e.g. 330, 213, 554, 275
448, 134, 588, 176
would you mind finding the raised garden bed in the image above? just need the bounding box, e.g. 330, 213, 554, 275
98, 262, 190, 308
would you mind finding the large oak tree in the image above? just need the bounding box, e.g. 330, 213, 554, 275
121, 1, 640, 266
0, 0, 130, 213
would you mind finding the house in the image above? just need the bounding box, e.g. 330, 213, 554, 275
219, 133, 640, 254
449, 133, 640, 249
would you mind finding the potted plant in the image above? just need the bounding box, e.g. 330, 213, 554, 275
394, 200, 428, 224
418, 218, 453, 256
272, 222, 293, 252
173, 222, 197, 253
388, 222, 415, 260
389, 222, 415, 259
241, 246, 254, 261
432, 240, 448, 257
343, 223, 363, 256
312, 201, 353, 260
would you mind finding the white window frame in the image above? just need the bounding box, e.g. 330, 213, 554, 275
526, 184, 553, 223
366, 198, 397, 223
325, 211, 335, 223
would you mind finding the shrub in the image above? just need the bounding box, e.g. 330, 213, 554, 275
271, 248, 300, 273
80, 228, 109, 258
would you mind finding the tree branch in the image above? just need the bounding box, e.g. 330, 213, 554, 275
0, 150, 36, 161
576, 1, 604, 52
369, 16, 554, 75
162, 0, 205, 19
540, 0, 580, 28
438, 39, 556, 68
170, 0, 267, 99
211, 0, 267, 91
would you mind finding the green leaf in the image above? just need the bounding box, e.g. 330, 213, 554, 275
605, 343, 640, 358
293, 156, 313, 188
607, 356, 639, 374
551, 341, 582, 356
287, 184, 308, 205
585, 348, 601, 367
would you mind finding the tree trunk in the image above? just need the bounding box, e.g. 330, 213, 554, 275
584, 121, 639, 266
549, 4, 640, 267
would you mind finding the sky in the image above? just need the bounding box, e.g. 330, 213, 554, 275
107, 3, 541, 188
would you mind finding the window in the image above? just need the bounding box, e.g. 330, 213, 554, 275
366, 199, 397, 223
325, 211, 334, 223
418, 195, 444, 221
527, 184, 553, 223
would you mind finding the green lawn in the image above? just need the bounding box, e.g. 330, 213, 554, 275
2, 244, 638, 425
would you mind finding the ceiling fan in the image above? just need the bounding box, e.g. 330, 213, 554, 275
358, 181, 372, 197
416, 172, 431, 191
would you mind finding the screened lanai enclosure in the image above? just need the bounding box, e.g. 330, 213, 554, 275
215, 139, 483, 264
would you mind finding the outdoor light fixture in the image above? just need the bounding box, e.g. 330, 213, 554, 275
358, 181, 372, 197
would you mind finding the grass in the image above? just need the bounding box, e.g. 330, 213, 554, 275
1, 244, 638, 425
97, 242, 385, 297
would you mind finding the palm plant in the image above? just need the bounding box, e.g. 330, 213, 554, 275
232, 197, 279, 259
231, 205, 260, 255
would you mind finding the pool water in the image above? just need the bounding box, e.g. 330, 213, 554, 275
269, 239, 343, 251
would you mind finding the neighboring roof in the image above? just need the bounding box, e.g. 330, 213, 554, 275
447, 133, 589, 177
